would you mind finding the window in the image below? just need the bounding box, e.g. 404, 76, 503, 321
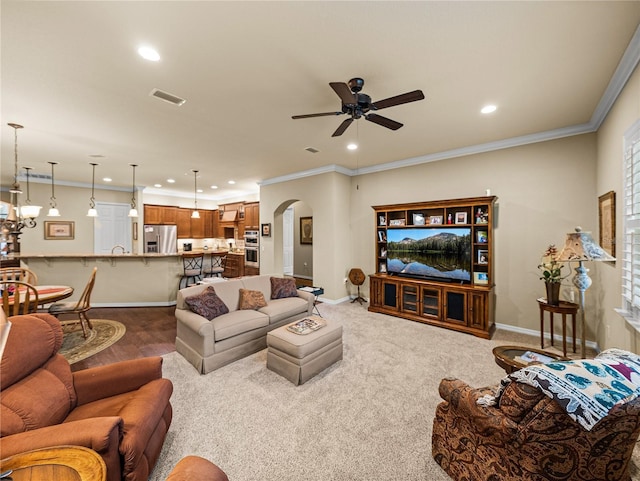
621, 119, 640, 324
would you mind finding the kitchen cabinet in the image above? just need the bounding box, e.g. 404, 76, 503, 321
176, 209, 192, 238
244, 203, 259, 229
223, 253, 244, 278
190, 212, 204, 238
144, 205, 177, 225
204, 210, 216, 238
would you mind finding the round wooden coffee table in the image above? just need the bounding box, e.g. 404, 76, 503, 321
492, 345, 569, 374
0, 445, 105, 481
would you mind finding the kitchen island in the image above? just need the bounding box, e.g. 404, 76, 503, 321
12, 250, 244, 307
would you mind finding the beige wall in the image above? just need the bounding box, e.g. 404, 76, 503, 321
292, 201, 313, 278
595, 64, 640, 352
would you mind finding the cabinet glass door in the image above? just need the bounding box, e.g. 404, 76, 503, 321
444, 290, 466, 325
421, 288, 440, 319
401, 285, 418, 313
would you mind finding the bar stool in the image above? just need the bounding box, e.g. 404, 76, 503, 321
203, 254, 226, 278
179, 253, 204, 289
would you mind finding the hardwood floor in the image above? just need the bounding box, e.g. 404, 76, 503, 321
70, 306, 177, 372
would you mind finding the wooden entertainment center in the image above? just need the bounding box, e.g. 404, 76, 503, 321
368, 196, 496, 339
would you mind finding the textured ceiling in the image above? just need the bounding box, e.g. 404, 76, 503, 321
2, 1, 640, 201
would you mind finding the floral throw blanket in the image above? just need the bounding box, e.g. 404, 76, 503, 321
490, 348, 640, 431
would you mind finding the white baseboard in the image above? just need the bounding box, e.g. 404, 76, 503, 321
495, 321, 600, 353
92, 301, 177, 308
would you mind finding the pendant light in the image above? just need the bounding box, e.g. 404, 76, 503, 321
19, 167, 42, 219
8, 123, 23, 194
128, 164, 138, 218
87, 162, 98, 217
191, 169, 200, 219
47, 162, 60, 217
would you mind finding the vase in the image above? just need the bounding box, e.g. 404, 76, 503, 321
545, 282, 561, 306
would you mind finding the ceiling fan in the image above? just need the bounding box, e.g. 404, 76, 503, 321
292, 77, 425, 137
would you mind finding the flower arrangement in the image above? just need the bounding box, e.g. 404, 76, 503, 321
538, 244, 566, 284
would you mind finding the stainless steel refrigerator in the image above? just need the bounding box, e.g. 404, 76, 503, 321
143, 225, 178, 254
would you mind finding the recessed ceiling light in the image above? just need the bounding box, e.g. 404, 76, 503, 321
154, 184, 162, 188
167, 178, 175, 183
138, 46, 160, 62
347, 143, 358, 150
228, 180, 236, 185
103, 177, 112, 182
197, 189, 203, 193
210, 185, 218, 189
481, 104, 497, 114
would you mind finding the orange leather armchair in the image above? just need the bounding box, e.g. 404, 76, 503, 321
166, 456, 229, 481
0, 313, 173, 481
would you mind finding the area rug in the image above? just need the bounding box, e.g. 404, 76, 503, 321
59, 319, 126, 364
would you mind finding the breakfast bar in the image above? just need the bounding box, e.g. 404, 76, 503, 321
10, 250, 243, 307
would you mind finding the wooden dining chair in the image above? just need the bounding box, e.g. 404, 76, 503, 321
1, 280, 40, 316
48, 267, 97, 338
0, 267, 38, 285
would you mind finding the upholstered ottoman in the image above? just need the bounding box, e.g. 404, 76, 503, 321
266, 315, 343, 385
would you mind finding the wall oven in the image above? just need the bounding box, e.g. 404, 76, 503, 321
244, 230, 259, 268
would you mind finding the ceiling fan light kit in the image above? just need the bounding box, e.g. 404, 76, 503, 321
292, 77, 425, 137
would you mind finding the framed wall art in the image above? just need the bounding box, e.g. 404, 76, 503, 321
44, 221, 75, 240
261, 223, 271, 237
300, 216, 313, 244
598, 190, 615, 258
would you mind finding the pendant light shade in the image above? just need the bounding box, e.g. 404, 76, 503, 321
20, 167, 42, 219
87, 162, 98, 217
128, 164, 138, 218
191, 169, 200, 219
47, 161, 60, 216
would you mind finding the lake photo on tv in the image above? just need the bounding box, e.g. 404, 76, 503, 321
386, 228, 471, 282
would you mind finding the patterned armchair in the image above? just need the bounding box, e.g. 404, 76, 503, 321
432, 375, 640, 481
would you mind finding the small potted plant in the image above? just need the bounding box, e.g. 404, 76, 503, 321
538, 244, 566, 305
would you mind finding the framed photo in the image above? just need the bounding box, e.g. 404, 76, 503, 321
429, 215, 443, 225
598, 190, 615, 258
44, 221, 75, 240
389, 218, 405, 226
412, 213, 425, 226
378, 230, 387, 242
379, 263, 387, 273
261, 223, 271, 237
474, 272, 489, 285
455, 212, 467, 224
477, 250, 489, 264
476, 230, 488, 243
378, 215, 386, 226
300, 216, 313, 244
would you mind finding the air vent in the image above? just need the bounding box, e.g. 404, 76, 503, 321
150, 88, 186, 106
305, 147, 320, 153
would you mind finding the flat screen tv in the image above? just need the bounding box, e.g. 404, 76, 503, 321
386, 227, 472, 283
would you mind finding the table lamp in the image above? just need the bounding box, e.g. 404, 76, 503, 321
556, 226, 615, 357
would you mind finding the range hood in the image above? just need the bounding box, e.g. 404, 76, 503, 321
221, 210, 238, 222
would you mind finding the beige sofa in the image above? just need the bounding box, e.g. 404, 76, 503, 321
175, 275, 314, 374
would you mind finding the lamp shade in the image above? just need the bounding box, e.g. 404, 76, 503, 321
20, 205, 41, 219
556, 226, 616, 262
47, 207, 60, 217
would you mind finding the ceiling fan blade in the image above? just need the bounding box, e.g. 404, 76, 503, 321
365, 113, 403, 131
372, 90, 425, 110
292, 111, 343, 119
332, 118, 354, 137
330, 82, 356, 105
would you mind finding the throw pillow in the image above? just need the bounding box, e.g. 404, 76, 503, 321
185, 286, 229, 320
270, 277, 298, 299
238, 288, 267, 310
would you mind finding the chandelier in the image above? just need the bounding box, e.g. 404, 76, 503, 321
0, 123, 41, 254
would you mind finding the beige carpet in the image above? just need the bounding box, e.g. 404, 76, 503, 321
59, 319, 126, 364
152, 302, 640, 481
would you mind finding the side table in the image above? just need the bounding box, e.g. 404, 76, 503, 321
493, 345, 569, 374
0, 445, 106, 481
298, 286, 324, 317
537, 297, 579, 357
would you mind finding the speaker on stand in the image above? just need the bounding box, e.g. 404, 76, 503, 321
348, 268, 366, 305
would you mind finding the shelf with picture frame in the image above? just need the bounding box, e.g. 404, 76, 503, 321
370, 196, 497, 339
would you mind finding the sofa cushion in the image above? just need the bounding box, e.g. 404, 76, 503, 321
184, 287, 229, 320
212, 310, 269, 341
260, 297, 309, 324
238, 289, 267, 310
270, 277, 297, 299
